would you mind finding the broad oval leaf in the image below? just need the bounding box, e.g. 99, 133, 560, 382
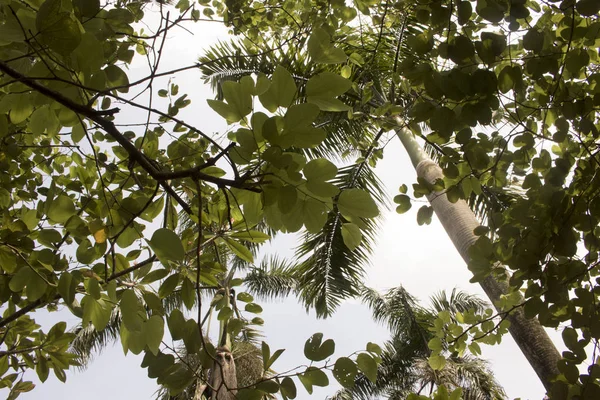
333, 357, 358, 388
149, 228, 185, 263
356, 353, 378, 383
304, 333, 335, 362
337, 189, 379, 218
304, 159, 337, 182
341, 223, 362, 251
307, 28, 347, 64
280, 376, 297, 399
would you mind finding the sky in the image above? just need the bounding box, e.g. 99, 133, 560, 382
10, 4, 566, 400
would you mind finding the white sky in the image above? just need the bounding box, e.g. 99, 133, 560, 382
11, 5, 566, 400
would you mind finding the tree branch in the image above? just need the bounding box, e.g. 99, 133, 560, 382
0, 61, 261, 193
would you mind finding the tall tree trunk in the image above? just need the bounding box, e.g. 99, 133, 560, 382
209, 347, 238, 400
396, 126, 561, 391
194, 348, 238, 400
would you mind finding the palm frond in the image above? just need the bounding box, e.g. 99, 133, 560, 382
69, 309, 121, 368
198, 39, 312, 99
243, 256, 298, 301
451, 355, 507, 400
329, 338, 419, 400
294, 163, 387, 318
429, 288, 489, 316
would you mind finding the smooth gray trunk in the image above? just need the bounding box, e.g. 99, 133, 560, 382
396, 126, 561, 391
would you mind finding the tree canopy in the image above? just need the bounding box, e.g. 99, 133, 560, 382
0, 0, 599, 399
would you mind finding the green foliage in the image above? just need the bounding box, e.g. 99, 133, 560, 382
3, 0, 600, 397
304, 332, 335, 362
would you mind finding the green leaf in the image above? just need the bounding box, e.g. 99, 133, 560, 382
245, 303, 263, 313
9, 267, 32, 292
73, 0, 100, 18
428, 337, 443, 352
85, 278, 101, 300
341, 223, 362, 251
167, 309, 186, 340
207, 100, 241, 124
303, 199, 329, 234
284, 103, 320, 128
267, 349, 285, 370
304, 159, 338, 182
338, 189, 379, 218
237, 292, 254, 302
256, 380, 279, 394
218, 306, 233, 321
236, 389, 263, 400
407, 33, 434, 55
280, 376, 297, 399
475, 0, 506, 23
181, 278, 196, 310
121, 289, 143, 332
393, 194, 412, 214
356, 353, 378, 383
299, 367, 329, 394
306, 71, 352, 111
307, 72, 352, 99
333, 357, 358, 388
222, 237, 254, 263
140, 268, 169, 284
293, 126, 328, 147
457, 1, 473, 24
158, 274, 180, 298
261, 341, 271, 370
307, 28, 347, 64
523, 29, 544, 53
104, 65, 129, 93
47, 195, 76, 224
145, 315, 164, 355
428, 354, 446, 370
221, 80, 253, 121
304, 333, 335, 362
278, 185, 298, 214
0, 246, 17, 274
26, 274, 47, 302
36, 0, 82, 55
468, 341, 482, 356
417, 205, 434, 226
259, 66, 297, 112
82, 296, 111, 331
366, 342, 382, 355
576, 0, 600, 16
149, 228, 185, 263
230, 230, 270, 243
58, 272, 76, 304
306, 180, 340, 197
36, 356, 49, 383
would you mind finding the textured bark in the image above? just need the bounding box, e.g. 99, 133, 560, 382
208, 347, 237, 400
396, 125, 561, 391
194, 377, 207, 400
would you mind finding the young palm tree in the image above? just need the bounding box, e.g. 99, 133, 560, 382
330, 287, 507, 400
196, 12, 560, 390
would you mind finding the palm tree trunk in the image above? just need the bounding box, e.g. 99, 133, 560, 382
396, 125, 561, 391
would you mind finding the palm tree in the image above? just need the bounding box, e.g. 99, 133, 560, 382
196, 9, 560, 390
69, 205, 298, 399
330, 287, 506, 400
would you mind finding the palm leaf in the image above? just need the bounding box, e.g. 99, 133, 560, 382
294, 162, 387, 317
334, 287, 507, 399
243, 255, 298, 301
69, 309, 121, 368
429, 288, 489, 315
